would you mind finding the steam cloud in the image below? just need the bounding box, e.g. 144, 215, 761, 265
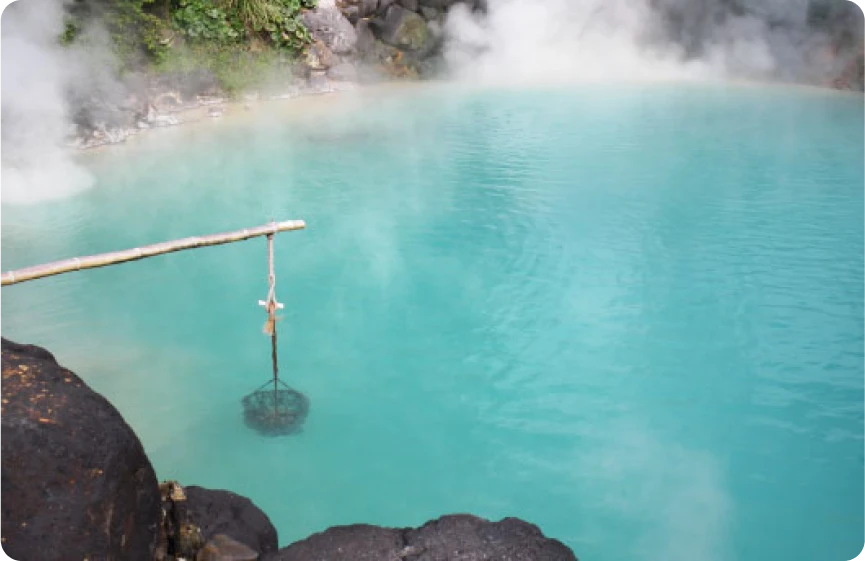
1, 0, 100, 205
441, 0, 863, 86
1, 0, 862, 205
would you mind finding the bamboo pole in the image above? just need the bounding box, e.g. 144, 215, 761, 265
1, 220, 306, 287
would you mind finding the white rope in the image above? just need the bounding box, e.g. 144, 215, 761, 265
259, 233, 283, 335
73, 258, 81, 270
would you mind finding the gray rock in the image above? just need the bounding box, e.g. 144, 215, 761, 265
196, 534, 260, 561
359, 0, 379, 17
308, 70, 331, 92
359, 36, 401, 66
355, 19, 379, 54
416, 55, 444, 78
419, 5, 438, 19
263, 514, 577, 561
305, 40, 336, 70
302, 6, 358, 54
328, 62, 359, 82
378, 4, 432, 52
415, 0, 484, 11
343, 4, 360, 23
417, 0, 454, 10
399, 0, 418, 12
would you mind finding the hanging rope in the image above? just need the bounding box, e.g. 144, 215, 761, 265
258, 229, 284, 388
243, 225, 310, 436
260, 232, 281, 337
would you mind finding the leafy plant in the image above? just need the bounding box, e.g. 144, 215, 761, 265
173, 0, 243, 43
57, 0, 317, 92
223, 0, 279, 31
103, 0, 172, 67
171, 0, 314, 52
60, 19, 80, 46
224, 0, 315, 51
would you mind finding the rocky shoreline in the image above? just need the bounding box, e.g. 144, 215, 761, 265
68, 0, 863, 151
0, 338, 578, 561
69, 0, 477, 151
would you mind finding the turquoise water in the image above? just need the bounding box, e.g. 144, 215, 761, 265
2, 84, 863, 561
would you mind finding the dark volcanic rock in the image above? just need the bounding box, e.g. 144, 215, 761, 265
0, 338, 161, 561
264, 514, 577, 561
183, 486, 279, 556
405, 515, 577, 560
265, 524, 403, 561
197, 534, 260, 561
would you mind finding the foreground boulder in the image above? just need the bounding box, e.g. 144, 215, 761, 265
264, 514, 577, 561
197, 534, 260, 561
157, 481, 278, 560
0, 338, 161, 560
184, 486, 279, 556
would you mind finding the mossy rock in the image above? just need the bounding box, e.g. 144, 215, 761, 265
378, 5, 432, 52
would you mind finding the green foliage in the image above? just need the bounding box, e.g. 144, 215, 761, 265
263, 0, 316, 51
173, 0, 243, 43
154, 43, 294, 96
60, 20, 80, 46
172, 0, 315, 53
57, 0, 317, 92
224, 0, 279, 31
104, 0, 172, 67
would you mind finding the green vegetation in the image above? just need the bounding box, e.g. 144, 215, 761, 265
155, 44, 294, 95
61, 0, 317, 95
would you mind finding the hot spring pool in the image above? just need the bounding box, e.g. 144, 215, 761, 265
2, 83, 863, 561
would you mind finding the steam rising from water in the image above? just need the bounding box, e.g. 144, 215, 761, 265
1, 0, 98, 205
588, 423, 733, 561
442, 0, 863, 85
0, 0, 862, 205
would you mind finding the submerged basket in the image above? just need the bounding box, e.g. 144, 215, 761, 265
242, 379, 309, 436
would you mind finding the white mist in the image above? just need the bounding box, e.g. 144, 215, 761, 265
1, 0, 95, 205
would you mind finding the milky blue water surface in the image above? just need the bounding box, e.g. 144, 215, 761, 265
2, 84, 863, 561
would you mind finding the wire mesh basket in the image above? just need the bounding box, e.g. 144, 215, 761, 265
242, 379, 309, 436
